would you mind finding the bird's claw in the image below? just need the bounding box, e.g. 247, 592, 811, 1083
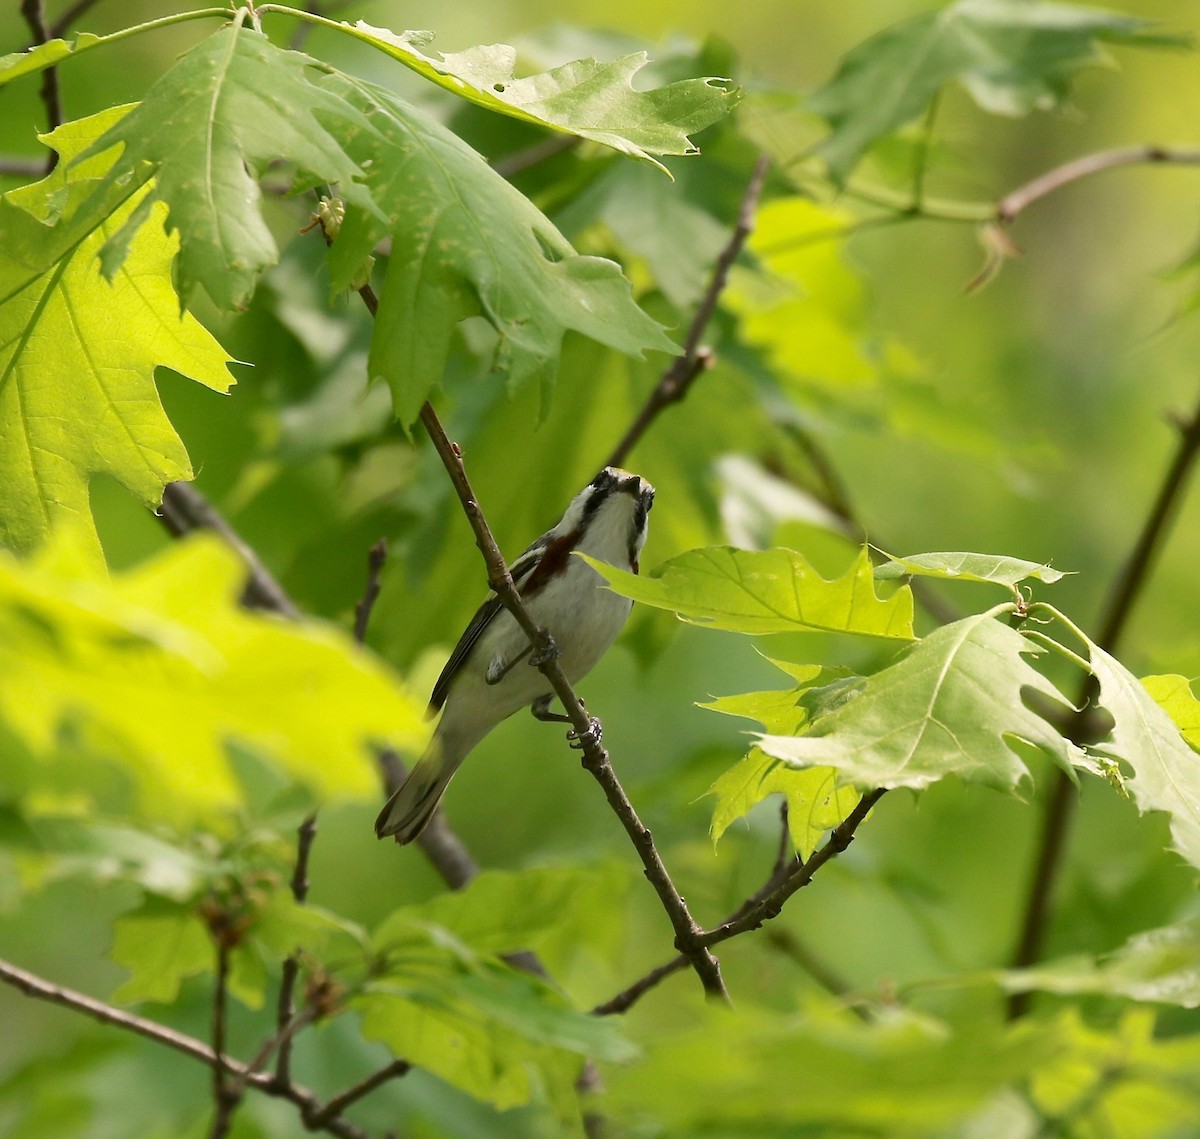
567, 716, 602, 750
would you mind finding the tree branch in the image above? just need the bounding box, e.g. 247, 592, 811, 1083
49, 0, 109, 37
306, 1059, 412, 1127
0, 956, 370, 1139
19, 0, 62, 173
996, 145, 1200, 224
1007, 385, 1200, 1016
354, 538, 388, 644
606, 154, 770, 471
274, 812, 318, 1084
594, 788, 884, 1015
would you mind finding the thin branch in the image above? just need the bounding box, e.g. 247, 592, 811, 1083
0, 157, 46, 179
354, 539, 388, 644
274, 812, 318, 1084
0, 955, 373, 1139
208, 939, 240, 1139
417, 397, 728, 1001
305, 1059, 412, 1127
340, 260, 727, 1001
1007, 386, 1200, 1017
19, 0, 62, 172
49, 0, 108, 36
606, 154, 771, 470
491, 133, 581, 180
159, 481, 300, 619
595, 789, 884, 1015
996, 145, 1200, 224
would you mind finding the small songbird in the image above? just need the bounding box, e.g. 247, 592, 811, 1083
376, 467, 655, 844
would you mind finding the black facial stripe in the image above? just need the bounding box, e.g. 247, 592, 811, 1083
628, 487, 654, 569
582, 470, 617, 524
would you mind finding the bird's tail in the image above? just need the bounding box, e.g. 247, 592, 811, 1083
374, 737, 461, 844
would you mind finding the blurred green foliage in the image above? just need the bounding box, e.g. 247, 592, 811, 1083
1, 1, 1200, 1137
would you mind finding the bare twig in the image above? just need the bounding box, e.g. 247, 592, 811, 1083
337, 251, 727, 1001
492, 133, 581, 180
417, 397, 728, 1002
19, 0, 62, 172
354, 539, 388, 644
0, 953, 371, 1138
49, 0, 108, 36
208, 939, 239, 1139
0, 157, 46, 179
159, 481, 300, 618
306, 1059, 412, 1127
606, 154, 771, 470
996, 145, 1200, 224
595, 789, 884, 1015
1007, 387, 1200, 1017
274, 812, 318, 1083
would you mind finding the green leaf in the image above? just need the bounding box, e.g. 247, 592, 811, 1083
709, 748, 859, 856
0, 36, 99, 86
810, 0, 1182, 179
81, 23, 379, 310
109, 900, 211, 1004
581, 546, 915, 639
1069, 640, 1200, 868
759, 607, 1084, 791
876, 550, 1069, 588
0, 109, 234, 554
325, 74, 677, 423
372, 865, 621, 957
0, 531, 427, 825
1142, 674, 1200, 750
333, 23, 738, 172
1003, 918, 1200, 1007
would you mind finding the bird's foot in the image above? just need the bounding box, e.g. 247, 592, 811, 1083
568, 716, 602, 751
529, 629, 560, 669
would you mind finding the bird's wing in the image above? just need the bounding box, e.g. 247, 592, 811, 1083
427, 539, 546, 714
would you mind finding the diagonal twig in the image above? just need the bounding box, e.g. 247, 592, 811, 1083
1007, 386, 1200, 1017
19, 0, 62, 173
606, 154, 770, 471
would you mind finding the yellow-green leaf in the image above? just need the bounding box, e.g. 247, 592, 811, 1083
0, 530, 427, 825
582, 545, 914, 639
0, 108, 234, 555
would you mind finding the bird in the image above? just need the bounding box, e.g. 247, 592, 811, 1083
375, 466, 655, 844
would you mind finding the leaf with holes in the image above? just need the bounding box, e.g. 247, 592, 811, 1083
337, 23, 738, 172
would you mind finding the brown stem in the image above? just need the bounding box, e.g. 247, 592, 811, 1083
595, 788, 884, 1015
19, 0, 62, 172
207, 939, 240, 1139
1007, 388, 1200, 1016
606, 154, 770, 470
353, 539, 388, 644
996, 145, 1200, 224
159, 481, 300, 619
274, 812, 318, 1083
49, 0, 108, 36
305, 1059, 412, 1127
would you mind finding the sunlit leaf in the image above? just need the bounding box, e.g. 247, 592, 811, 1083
1142, 674, 1200, 751
810, 0, 1182, 178
109, 900, 210, 1004
759, 608, 1084, 791
1003, 918, 1200, 1007
0, 109, 233, 554
337, 23, 738, 171
581, 546, 914, 639
876, 550, 1069, 588
0, 531, 426, 825
1071, 638, 1200, 868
